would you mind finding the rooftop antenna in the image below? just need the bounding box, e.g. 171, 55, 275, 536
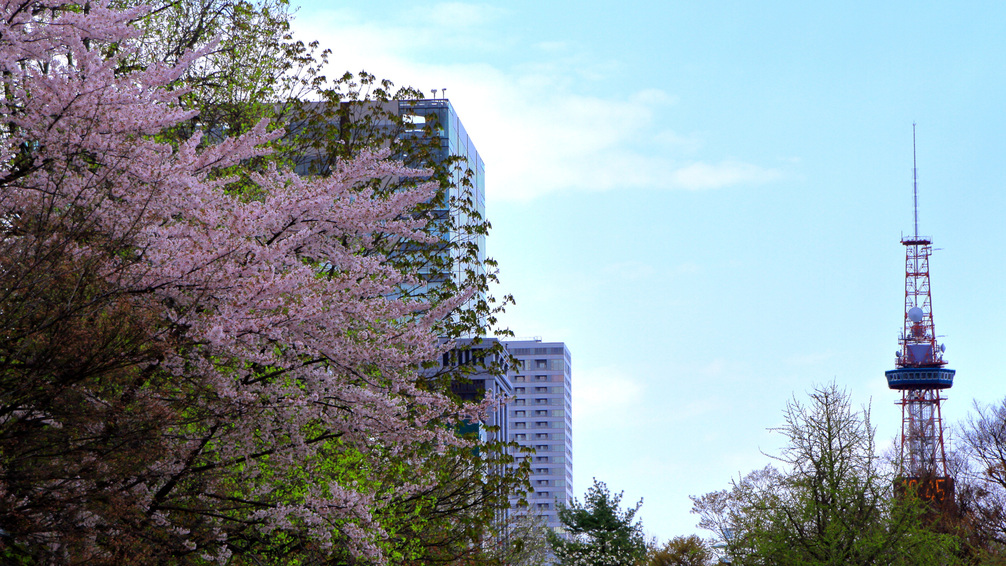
431, 89, 438, 99
441, 87, 447, 99
913, 122, 919, 238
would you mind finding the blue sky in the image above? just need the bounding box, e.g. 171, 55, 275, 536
292, 1, 1006, 541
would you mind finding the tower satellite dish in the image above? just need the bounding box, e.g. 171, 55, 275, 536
908, 307, 924, 323
940, 344, 946, 353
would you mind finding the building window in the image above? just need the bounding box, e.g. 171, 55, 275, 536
515, 434, 526, 440
514, 410, 525, 417
513, 422, 525, 428
515, 387, 525, 393
514, 375, 526, 382
534, 375, 549, 382
535, 398, 548, 405
535, 410, 548, 416
514, 399, 525, 405
535, 359, 548, 369
535, 456, 549, 462
535, 444, 549, 451
537, 503, 550, 510
534, 387, 548, 393
535, 422, 548, 428
535, 467, 550, 474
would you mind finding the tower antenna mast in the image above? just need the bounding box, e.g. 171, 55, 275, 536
913, 123, 919, 238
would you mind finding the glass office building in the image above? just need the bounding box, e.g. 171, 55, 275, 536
399, 99, 486, 307
309, 99, 574, 535
294, 98, 486, 309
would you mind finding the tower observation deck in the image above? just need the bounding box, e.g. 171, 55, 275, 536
885, 126, 955, 504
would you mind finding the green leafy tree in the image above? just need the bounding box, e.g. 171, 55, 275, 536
646, 535, 714, 566
691, 383, 962, 566
952, 398, 1006, 563
548, 479, 647, 566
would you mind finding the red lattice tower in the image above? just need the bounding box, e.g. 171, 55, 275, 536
885, 125, 955, 504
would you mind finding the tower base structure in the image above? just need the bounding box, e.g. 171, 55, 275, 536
888, 384, 956, 506
895, 475, 955, 506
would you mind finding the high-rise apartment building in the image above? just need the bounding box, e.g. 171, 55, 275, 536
399, 104, 575, 531
304, 98, 573, 533
504, 340, 573, 531
394, 102, 575, 535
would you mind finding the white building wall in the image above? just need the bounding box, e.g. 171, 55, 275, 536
504, 340, 573, 531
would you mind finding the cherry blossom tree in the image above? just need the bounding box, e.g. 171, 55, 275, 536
0, 1, 487, 563
127, 0, 526, 561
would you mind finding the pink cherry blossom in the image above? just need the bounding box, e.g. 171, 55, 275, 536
0, 0, 485, 561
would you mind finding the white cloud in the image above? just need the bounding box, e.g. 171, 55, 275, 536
698, 359, 729, 377
670, 161, 783, 190
403, 2, 505, 27
601, 260, 656, 281
675, 261, 702, 275
783, 350, 836, 366
665, 398, 718, 423
572, 365, 643, 427
534, 41, 570, 53
291, 3, 783, 202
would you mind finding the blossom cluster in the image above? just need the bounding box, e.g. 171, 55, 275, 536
0, 0, 481, 561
